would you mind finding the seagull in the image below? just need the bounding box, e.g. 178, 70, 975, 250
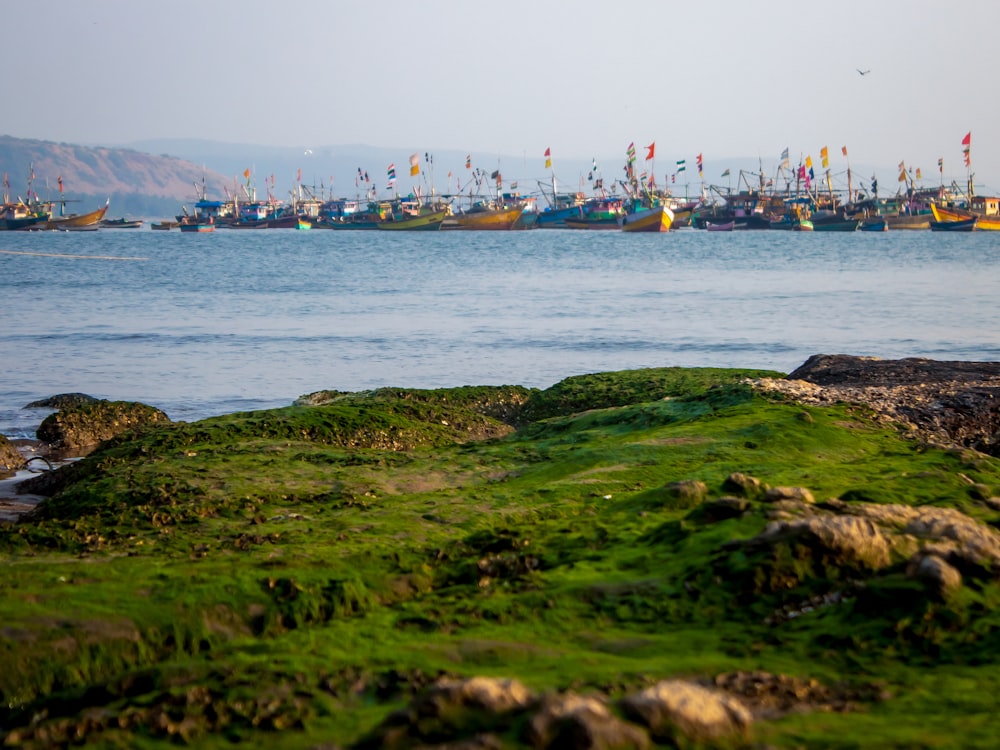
857, 68, 871, 76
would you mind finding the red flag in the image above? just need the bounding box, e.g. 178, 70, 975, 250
962, 132, 971, 146
645, 142, 655, 160
57, 176, 63, 193
296, 168, 302, 182
544, 147, 551, 157
243, 168, 251, 180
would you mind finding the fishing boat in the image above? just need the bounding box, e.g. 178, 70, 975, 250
376, 204, 448, 231
564, 196, 625, 229
930, 202, 1000, 231
705, 220, 735, 232
929, 217, 976, 232
41, 197, 109, 230
296, 218, 312, 230
100, 217, 144, 229
150, 221, 178, 230
0, 201, 49, 230
619, 202, 673, 232
812, 218, 860, 232
447, 202, 524, 230
178, 216, 215, 233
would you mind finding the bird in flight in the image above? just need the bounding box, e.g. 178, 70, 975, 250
857, 68, 871, 76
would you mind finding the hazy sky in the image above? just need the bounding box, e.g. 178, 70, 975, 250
8, 0, 999, 189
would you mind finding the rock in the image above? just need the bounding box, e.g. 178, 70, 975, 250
767, 355, 1000, 454
619, 680, 751, 743
36, 400, 171, 454
691, 497, 749, 523
764, 486, 815, 504
908, 553, 963, 597
748, 515, 892, 571
24, 393, 100, 409
524, 692, 650, 749
722, 472, 765, 498
358, 676, 536, 747
0, 435, 26, 476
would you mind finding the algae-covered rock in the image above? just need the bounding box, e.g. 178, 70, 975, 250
619, 679, 752, 743
24, 393, 100, 409
660, 479, 708, 509
722, 471, 766, 498
36, 399, 171, 454
525, 692, 651, 749
0, 435, 26, 476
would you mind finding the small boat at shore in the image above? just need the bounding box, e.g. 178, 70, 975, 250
150, 221, 179, 230
446, 203, 524, 230
705, 220, 735, 232
860, 216, 889, 232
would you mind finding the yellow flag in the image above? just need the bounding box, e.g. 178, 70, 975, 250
898, 169, 907, 182
409, 153, 420, 176
820, 146, 829, 168
805, 155, 813, 169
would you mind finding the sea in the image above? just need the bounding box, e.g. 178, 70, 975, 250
2, 226, 999, 439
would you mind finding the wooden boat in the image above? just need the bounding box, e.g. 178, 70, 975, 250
705, 220, 735, 232
41, 198, 109, 230
376, 207, 448, 231
619, 203, 673, 232
930, 217, 976, 232
296, 218, 312, 230
884, 213, 930, 230
150, 221, 178, 230
769, 215, 814, 231
930, 202, 1000, 231
100, 217, 144, 229
447, 203, 523, 230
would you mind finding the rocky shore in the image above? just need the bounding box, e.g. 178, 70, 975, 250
1, 356, 999, 748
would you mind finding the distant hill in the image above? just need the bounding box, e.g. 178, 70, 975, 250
0, 135, 230, 217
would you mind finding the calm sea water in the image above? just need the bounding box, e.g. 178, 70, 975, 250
2, 226, 999, 438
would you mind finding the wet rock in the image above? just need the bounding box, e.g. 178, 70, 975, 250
524, 692, 650, 749
36, 399, 171, 454
619, 679, 751, 743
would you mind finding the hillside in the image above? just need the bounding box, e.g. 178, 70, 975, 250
0, 135, 230, 217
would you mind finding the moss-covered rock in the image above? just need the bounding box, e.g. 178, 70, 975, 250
36, 399, 170, 454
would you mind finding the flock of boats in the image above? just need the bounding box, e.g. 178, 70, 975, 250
3, 166, 997, 234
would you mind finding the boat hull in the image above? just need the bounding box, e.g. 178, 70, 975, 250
536, 205, 584, 228
619, 205, 673, 232
812, 219, 860, 232
705, 221, 735, 232
930, 217, 977, 231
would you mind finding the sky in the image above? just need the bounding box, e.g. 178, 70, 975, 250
7, 0, 1000, 192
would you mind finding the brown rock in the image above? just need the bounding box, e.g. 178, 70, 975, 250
0, 435, 26, 476
764, 486, 815, 504
524, 693, 650, 749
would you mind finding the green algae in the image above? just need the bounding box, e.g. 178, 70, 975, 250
2, 367, 1000, 747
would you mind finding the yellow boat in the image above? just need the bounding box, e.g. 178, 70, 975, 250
42, 198, 110, 230
930, 201, 1000, 230
620, 203, 674, 232
447, 204, 524, 230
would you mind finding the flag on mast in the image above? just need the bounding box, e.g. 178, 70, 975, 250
544, 147, 552, 169
409, 153, 420, 177
820, 146, 829, 168
962, 132, 972, 166
696, 153, 703, 177
645, 142, 655, 160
